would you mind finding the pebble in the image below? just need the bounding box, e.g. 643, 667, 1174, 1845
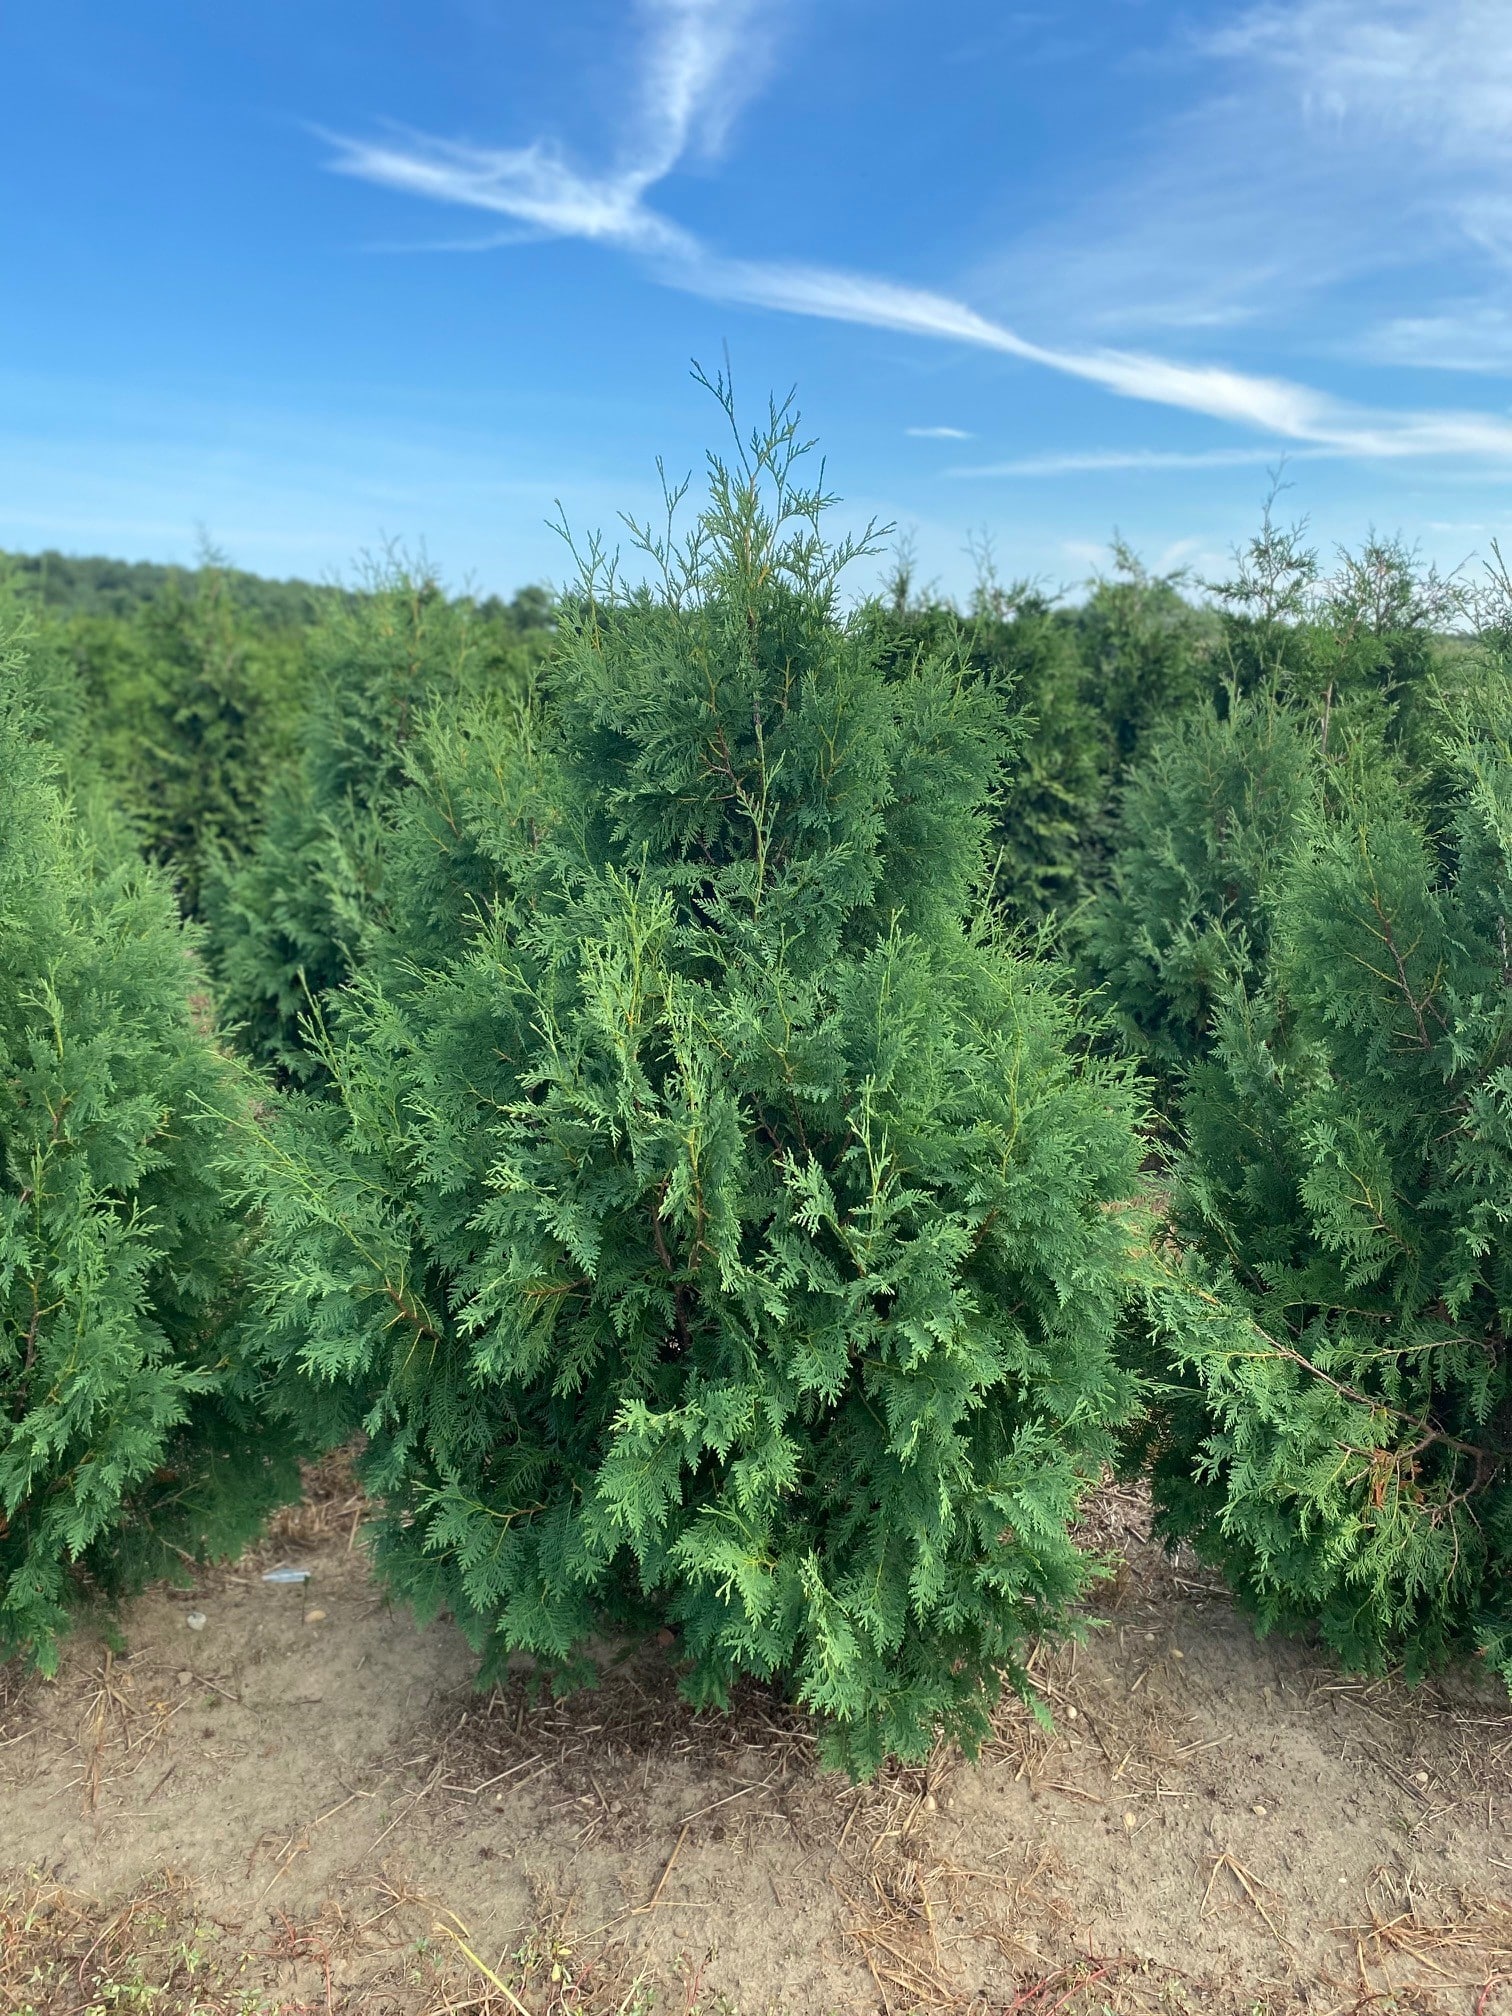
185, 1611, 207, 1632
923, 1793, 937, 1812
1123, 1811, 1137, 1830
1252, 1803, 1268, 1817
304, 1608, 327, 1624
1413, 1770, 1429, 1786
1170, 1648, 1184, 1660
177, 1669, 193, 1686
1066, 1705, 1079, 1720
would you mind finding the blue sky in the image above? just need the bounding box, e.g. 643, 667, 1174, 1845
4, 0, 1512, 600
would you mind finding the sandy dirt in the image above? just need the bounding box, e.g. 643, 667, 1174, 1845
3, 1468, 1511, 2014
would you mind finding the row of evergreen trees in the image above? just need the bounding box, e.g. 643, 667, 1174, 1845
1096, 517, 1512, 1686
2, 395, 1507, 1769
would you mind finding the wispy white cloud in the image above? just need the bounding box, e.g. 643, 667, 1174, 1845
906, 425, 973, 440
324, 129, 696, 257
1206, 0, 1512, 362
948, 446, 1336, 478
322, 0, 1512, 469
1364, 305, 1512, 374
1206, 0, 1512, 161
325, 0, 772, 259
630, 0, 779, 169
972, 0, 1512, 361
358, 226, 547, 255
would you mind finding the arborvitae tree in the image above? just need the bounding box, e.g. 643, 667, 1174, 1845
1205, 508, 1465, 744
0, 636, 298, 1669
243, 390, 1147, 1773
860, 536, 1212, 935
859, 572, 1103, 930
1082, 686, 1325, 1093
1125, 704, 1512, 1687
1072, 538, 1213, 769
963, 574, 1109, 929
39, 554, 307, 912
206, 560, 547, 1081
1083, 519, 1471, 1100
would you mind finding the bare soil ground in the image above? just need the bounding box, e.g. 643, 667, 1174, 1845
3, 1461, 1511, 2016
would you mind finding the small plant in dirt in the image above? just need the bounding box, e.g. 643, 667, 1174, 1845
242, 382, 1147, 1774
1123, 673, 1512, 1686
0, 629, 298, 1670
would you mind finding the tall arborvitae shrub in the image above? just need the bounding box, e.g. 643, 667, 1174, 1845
0, 636, 297, 1668
1084, 523, 1467, 1100
1072, 539, 1213, 772
245, 392, 1146, 1772
1082, 686, 1324, 1091
859, 542, 1211, 933
1113, 684, 1512, 1685
43, 555, 307, 912
207, 561, 545, 1080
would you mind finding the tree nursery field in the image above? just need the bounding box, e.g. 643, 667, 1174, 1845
3, 388, 1512, 2014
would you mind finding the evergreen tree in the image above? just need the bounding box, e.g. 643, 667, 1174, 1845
207, 559, 546, 1081
1082, 685, 1324, 1092
1084, 518, 1469, 1100
243, 389, 1147, 1773
43, 554, 306, 911
859, 541, 1210, 935
1126, 705, 1512, 1686
1205, 507, 1464, 746
1072, 539, 1213, 771
0, 633, 297, 1669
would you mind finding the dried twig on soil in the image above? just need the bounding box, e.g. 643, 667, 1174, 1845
1341, 1875, 1512, 2005
1202, 1851, 1291, 1951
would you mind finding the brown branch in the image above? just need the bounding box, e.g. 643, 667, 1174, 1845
651, 1181, 692, 1352
1363, 889, 1447, 1050
382, 1282, 442, 1345
1175, 1279, 1501, 1471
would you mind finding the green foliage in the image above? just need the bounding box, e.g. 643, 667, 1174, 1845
5, 553, 310, 912
0, 637, 298, 1669
242, 390, 1147, 1772
207, 561, 549, 1081
1085, 523, 1474, 1098
1207, 508, 1466, 751
8, 463, 1498, 1713
1073, 537, 1213, 767
70, 561, 305, 910
1116, 666, 1512, 1685
1082, 686, 1325, 1089
2, 549, 555, 935
860, 538, 1212, 932
1, 545, 334, 626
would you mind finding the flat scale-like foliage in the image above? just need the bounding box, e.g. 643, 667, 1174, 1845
0, 640, 297, 1668
207, 562, 544, 1081
245, 390, 1146, 1772
1123, 693, 1512, 1686
1083, 687, 1324, 1092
